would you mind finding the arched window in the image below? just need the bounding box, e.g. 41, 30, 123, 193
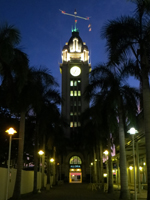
69, 156, 82, 164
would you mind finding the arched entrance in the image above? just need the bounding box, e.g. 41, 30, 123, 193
69, 156, 82, 183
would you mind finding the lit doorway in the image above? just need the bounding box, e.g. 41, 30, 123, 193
69, 156, 82, 183
69, 172, 82, 183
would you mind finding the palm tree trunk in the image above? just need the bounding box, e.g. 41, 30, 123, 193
93, 146, 97, 183
118, 107, 130, 199
33, 139, 38, 193
108, 136, 113, 193
41, 134, 45, 189
12, 110, 26, 200
141, 67, 150, 200
96, 144, 100, 183
46, 153, 50, 190
99, 140, 104, 190
33, 122, 39, 193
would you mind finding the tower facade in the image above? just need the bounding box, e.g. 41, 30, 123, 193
60, 29, 91, 138
59, 29, 91, 183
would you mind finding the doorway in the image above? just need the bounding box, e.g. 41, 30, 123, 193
69, 172, 82, 183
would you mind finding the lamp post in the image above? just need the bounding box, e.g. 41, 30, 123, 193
38, 150, 44, 193
90, 162, 93, 183
50, 158, 54, 187
94, 159, 97, 183
103, 150, 109, 177
57, 163, 59, 182
127, 127, 138, 200
103, 150, 109, 191
5, 127, 17, 200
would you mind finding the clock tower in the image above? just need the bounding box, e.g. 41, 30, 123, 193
60, 28, 91, 139
59, 28, 91, 183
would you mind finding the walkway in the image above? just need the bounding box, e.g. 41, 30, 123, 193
21, 183, 147, 200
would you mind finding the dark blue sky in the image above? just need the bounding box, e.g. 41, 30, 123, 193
0, 0, 139, 90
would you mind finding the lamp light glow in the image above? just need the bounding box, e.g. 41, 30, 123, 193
127, 127, 138, 135
50, 158, 54, 163
5, 127, 17, 135
38, 150, 44, 155
103, 150, 109, 155
139, 166, 143, 171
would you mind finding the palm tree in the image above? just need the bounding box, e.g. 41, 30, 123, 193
87, 64, 139, 199
80, 105, 103, 184
0, 23, 61, 198
85, 83, 119, 193
0, 23, 28, 89
99, 99, 118, 193
0, 23, 30, 200
81, 94, 115, 190
35, 103, 61, 191
10, 66, 60, 199
101, 1, 150, 198
10, 70, 31, 200
27, 67, 61, 192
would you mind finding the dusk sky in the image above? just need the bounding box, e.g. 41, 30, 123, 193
0, 0, 139, 91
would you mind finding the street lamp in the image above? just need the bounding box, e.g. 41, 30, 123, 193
103, 150, 109, 191
50, 158, 55, 187
38, 150, 44, 193
5, 127, 17, 200
127, 127, 138, 200
103, 150, 109, 174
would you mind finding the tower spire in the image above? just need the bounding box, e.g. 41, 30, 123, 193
73, 9, 78, 32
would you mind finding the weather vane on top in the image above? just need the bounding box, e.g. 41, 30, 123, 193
59, 9, 91, 31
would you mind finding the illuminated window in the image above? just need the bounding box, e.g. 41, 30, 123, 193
74, 102, 76, 106
74, 81, 77, 86
69, 156, 82, 164
78, 80, 81, 83
74, 112, 77, 115
70, 81, 73, 86
74, 91, 77, 96
78, 101, 81, 106
74, 122, 77, 127
78, 91, 81, 96
70, 91, 73, 96
70, 112, 73, 116
78, 122, 81, 127
70, 122, 73, 127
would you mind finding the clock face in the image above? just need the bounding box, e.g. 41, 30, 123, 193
70, 66, 81, 76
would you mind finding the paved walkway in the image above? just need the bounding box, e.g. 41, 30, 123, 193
21, 183, 147, 200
